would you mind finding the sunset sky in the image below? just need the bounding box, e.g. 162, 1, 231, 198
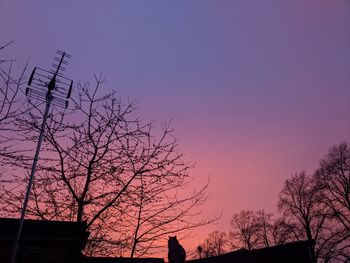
1, 0, 350, 251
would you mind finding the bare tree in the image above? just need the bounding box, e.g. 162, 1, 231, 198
315, 143, 350, 232
278, 171, 330, 263
202, 239, 213, 258
0, 41, 27, 164
269, 217, 299, 246
314, 142, 350, 262
315, 216, 350, 263
207, 231, 228, 256
0, 76, 213, 257
198, 231, 228, 258
229, 210, 261, 250
229, 209, 294, 250
125, 173, 213, 257
254, 210, 273, 247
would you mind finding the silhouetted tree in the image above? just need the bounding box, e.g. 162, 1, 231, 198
0, 75, 213, 257
254, 210, 274, 247
278, 171, 329, 262
229, 209, 294, 250
207, 231, 228, 256
0, 41, 27, 165
269, 217, 298, 246
125, 172, 212, 257
229, 210, 261, 250
315, 143, 350, 232
314, 143, 350, 262
315, 216, 350, 263
198, 231, 228, 258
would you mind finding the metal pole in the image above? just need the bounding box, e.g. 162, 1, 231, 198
11, 92, 53, 263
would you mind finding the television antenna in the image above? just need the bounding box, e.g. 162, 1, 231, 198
11, 50, 73, 263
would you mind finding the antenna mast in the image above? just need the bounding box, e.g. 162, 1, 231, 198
11, 51, 73, 263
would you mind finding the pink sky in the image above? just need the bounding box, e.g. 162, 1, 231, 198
1, 0, 350, 254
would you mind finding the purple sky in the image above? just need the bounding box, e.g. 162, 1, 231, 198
1, 0, 350, 248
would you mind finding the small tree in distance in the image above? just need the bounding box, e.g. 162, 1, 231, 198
229, 209, 260, 250
198, 230, 228, 258
0, 75, 216, 257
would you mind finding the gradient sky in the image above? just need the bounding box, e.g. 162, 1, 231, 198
1, 0, 350, 250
